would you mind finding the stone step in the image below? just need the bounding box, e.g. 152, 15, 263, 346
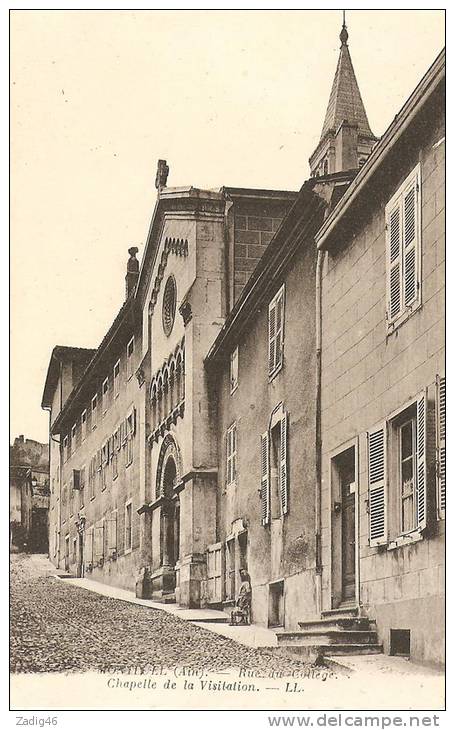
276, 643, 383, 659
190, 616, 229, 624
298, 616, 373, 631
277, 629, 378, 646
323, 643, 383, 656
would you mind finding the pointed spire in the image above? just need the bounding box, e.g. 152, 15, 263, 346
319, 18, 373, 142
309, 14, 377, 177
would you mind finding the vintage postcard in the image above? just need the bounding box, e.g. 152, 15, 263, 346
10, 7, 446, 717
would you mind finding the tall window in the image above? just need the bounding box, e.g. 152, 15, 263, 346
125, 501, 132, 552
268, 285, 285, 378
125, 410, 135, 467
102, 378, 109, 415
71, 424, 77, 455
112, 429, 119, 480
114, 360, 120, 398
126, 337, 135, 380
81, 410, 87, 442
386, 164, 421, 328
91, 394, 98, 430
367, 393, 427, 547
260, 406, 288, 525
63, 436, 69, 463
399, 418, 416, 533
230, 346, 239, 394
226, 422, 237, 487
79, 466, 86, 508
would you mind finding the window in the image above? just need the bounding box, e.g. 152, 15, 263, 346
125, 501, 132, 553
91, 394, 98, 430
71, 424, 77, 455
230, 347, 239, 394
72, 537, 77, 565
81, 410, 87, 442
101, 442, 109, 490
386, 165, 421, 329
79, 466, 86, 508
112, 429, 119, 480
126, 337, 135, 380
260, 406, 288, 525
114, 360, 120, 398
89, 455, 96, 500
102, 378, 109, 415
162, 276, 177, 337
69, 475, 75, 516
226, 422, 237, 487
62, 483, 67, 522
107, 511, 118, 556
436, 375, 446, 519
63, 436, 69, 463
125, 410, 135, 466
367, 392, 427, 547
268, 285, 285, 378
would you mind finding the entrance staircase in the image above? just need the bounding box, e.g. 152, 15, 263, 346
276, 605, 382, 660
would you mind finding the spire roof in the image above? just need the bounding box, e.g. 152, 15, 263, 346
319, 19, 374, 142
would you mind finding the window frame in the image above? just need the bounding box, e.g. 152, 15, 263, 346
71, 423, 77, 455
102, 377, 109, 415
385, 164, 422, 333
230, 346, 239, 394
91, 394, 98, 430
81, 409, 87, 442
124, 500, 133, 554
226, 422, 237, 487
114, 359, 120, 399
126, 337, 135, 381
268, 284, 285, 380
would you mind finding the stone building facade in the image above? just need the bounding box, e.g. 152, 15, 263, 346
316, 51, 445, 665
10, 436, 50, 552
42, 24, 445, 665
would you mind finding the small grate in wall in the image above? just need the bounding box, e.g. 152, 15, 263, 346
390, 629, 411, 657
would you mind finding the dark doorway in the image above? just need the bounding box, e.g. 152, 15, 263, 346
390, 629, 411, 657
30, 508, 48, 553
161, 457, 177, 567
339, 447, 356, 602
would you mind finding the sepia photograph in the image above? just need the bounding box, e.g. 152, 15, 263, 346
9, 7, 446, 715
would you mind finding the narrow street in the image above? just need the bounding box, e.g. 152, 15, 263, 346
10, 553, 323, 675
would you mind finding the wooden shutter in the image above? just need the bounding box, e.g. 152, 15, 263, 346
275, 289, 284, 371
260, 431, 270, 525
279, 410, 288, 515
416, 391, 427, 530
386, 201, 402, 320
368, 425, 388, 546
436, 375, 446, 519
403, 179, 419, 306
268, 300, 277, 374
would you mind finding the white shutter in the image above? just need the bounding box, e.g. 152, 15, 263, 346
416, 391, 427, 530
268, 300, 277, 375
275, 290, 284, 371
279, 411, 288, 515
260, 432, 270, 525
386, 202, 402, 320
436, 375, 446, 519
368, 425, 388, 546
226, 428, 232, 485
403, 180, 418, 306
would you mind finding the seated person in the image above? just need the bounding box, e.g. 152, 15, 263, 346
230, 569, 252, 625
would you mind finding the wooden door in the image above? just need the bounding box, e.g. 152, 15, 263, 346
207, 543, 223, 603
341, 466, 356, 601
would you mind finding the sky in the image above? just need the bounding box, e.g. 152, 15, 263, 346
10, 9, 445, 444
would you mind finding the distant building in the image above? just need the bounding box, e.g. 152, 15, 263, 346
42, 21, 445, 665
10, 436, 50, 552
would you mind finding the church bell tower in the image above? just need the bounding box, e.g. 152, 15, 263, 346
309, 15, 377, 177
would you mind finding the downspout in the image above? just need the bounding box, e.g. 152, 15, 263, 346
315, 247, 326, 614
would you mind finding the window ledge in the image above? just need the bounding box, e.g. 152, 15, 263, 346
387, 529, 423, 550
386, 302, 422, 337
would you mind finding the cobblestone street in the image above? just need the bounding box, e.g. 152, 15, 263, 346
10, 553, 326, 676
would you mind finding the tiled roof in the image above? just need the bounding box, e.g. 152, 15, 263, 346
320, 42, 374, 141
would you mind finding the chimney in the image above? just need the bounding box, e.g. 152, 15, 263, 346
125, 247, 139, 299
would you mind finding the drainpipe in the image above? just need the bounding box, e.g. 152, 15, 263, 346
315, 248, 326, 614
